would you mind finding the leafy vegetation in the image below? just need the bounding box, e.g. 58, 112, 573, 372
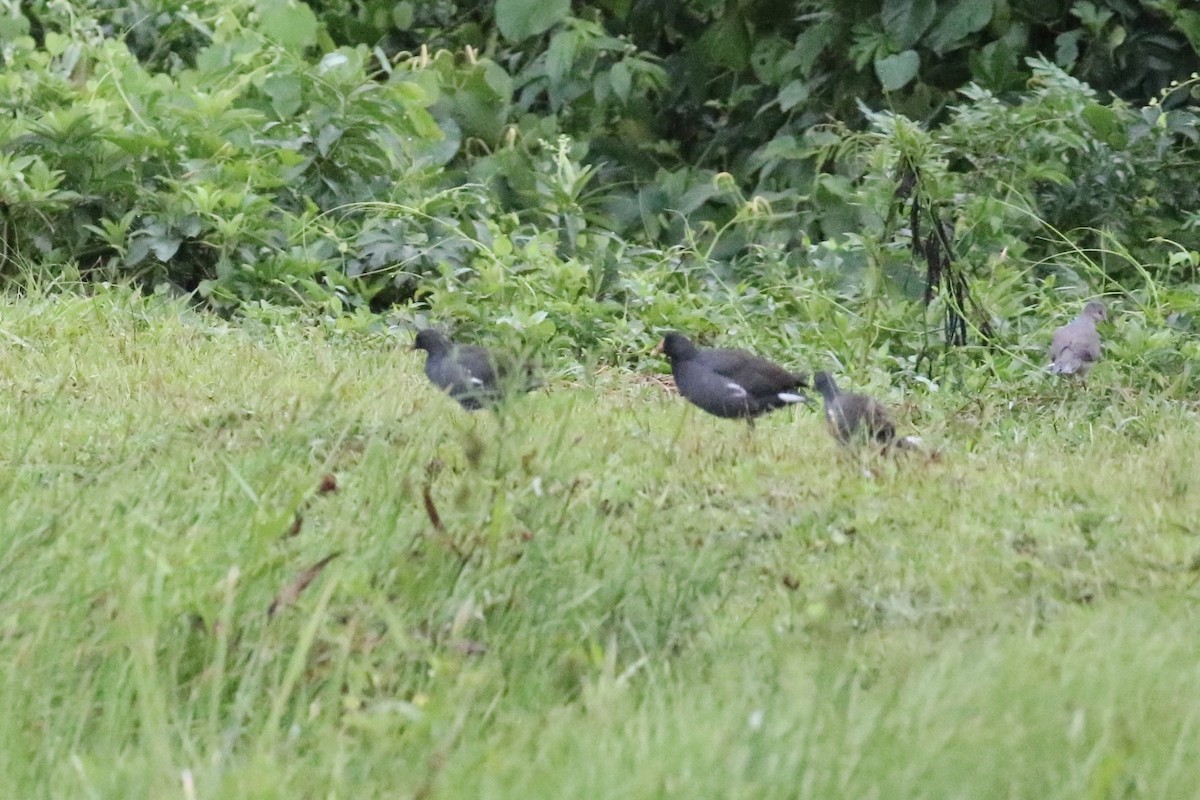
1, 286, 1199, 797
2, 0, 1199, 357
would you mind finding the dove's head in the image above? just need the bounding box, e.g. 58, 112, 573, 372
1082, 301, 1107, 322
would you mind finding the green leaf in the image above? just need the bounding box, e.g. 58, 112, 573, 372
43, 31, 69, 56
793, 19, 837, 74
610, 61, 632, 104
442, 63, 512, 141
925, 0, 993, 54
390, 80, 427, 104
969, 39, 1024, 91
481, 61, 514, 100
316, 124, 341, 157
0, 8, 30, 40
256, 0, 318, 49
545, 29, 579, 84
392, 2, 414, 30
495, 0, 570, 42
262, 74, 302, 119
750, 35, 791, 84
698, 14, 751, 70
777, 79, 810, 112
1055, 30, 1083, 67
401, 69, 441, 106
882, 0, 937, 50
1081, 103, 1128, 147
874, 50, 920, 91
410, 114, 457, 167
746, 135, 807, 175
1174, 10, 1200, 52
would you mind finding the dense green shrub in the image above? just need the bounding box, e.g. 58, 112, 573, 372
2, 0, 1199, 386
0, 2, 456, 308
294, 0, 1200, 244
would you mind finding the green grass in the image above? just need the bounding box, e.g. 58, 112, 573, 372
1, 287, 1199, 798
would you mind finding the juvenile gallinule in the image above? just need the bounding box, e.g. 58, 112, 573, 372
653, 332, 808, 423
412, 329, 534, 410
813, 372, 896, 447
1049, 300, 1107, 380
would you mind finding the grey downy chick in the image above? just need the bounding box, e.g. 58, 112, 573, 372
813, 371, 896, 447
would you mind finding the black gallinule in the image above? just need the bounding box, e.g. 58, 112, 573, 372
1049, 300, 1106, 380
813, 371, 896, 447
653, 332, 808, 424
412, 329, 534, 410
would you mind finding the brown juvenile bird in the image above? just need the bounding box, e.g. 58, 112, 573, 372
813, 371, 896, 447
653, 332, 809, 425
1049, 300, 1107, 380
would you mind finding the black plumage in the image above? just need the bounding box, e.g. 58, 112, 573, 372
654, 332, 808, 422
412, 329, 533, 410
813, 371, 895, 446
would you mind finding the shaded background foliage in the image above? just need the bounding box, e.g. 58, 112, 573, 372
1, 0, 1199, 379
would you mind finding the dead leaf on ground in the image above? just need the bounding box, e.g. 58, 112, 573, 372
422, 484, 445, 531
267, 551, 341, 617
282, 474, 341, 537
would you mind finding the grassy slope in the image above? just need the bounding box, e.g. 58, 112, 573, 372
1, 289, 1198, 798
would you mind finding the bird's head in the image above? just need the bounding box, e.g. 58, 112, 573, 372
412, 329, 451, 355
813, 371, 839, 401
652, 332, 696, 360
1083, 301, 1108, 323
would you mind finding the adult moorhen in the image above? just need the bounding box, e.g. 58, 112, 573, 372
653, 332, 808, 424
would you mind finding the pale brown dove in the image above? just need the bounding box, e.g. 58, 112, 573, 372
1048, 301, 1107, 379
